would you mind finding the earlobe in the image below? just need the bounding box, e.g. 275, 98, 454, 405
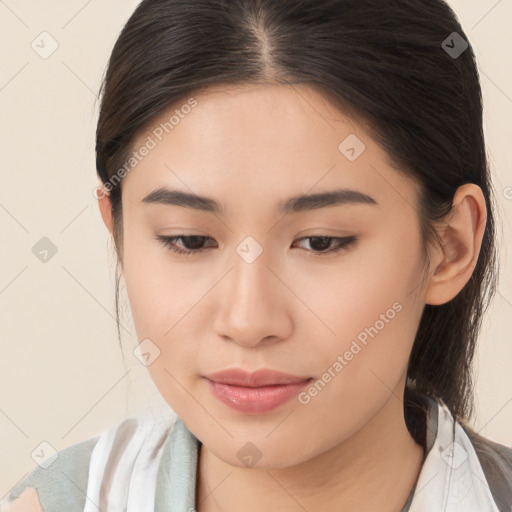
97, 186, 114, 236
424, 184, 487, 306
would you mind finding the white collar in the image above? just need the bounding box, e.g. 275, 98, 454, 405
406, 400, 499, 511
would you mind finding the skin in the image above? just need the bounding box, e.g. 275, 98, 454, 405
98, 83, 486, 512
1, 487, 43, 512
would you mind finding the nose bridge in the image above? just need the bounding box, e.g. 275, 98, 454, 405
226, 240, 276, 319
213, 237, 290, 345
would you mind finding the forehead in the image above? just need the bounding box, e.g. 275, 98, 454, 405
121, 83, 419, 215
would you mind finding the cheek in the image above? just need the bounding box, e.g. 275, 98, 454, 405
120, 223, 213, 381
123, 247, 203, 412
301, 229, 423, 341
303, 229, 425, 395
121, 221, 185, 335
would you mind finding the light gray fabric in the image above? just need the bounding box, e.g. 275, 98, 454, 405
0, 435, 99, 511
461, 423, 512, 512
154, 418, 199, 512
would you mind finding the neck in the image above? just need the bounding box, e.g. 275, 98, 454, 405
196, 384, 425, 512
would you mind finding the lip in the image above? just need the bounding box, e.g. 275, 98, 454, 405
203, 368, 312, 414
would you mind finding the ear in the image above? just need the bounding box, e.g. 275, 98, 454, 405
424, 183, 487, 306
96, 184, 114, 236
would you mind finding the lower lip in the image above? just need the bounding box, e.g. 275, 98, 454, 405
204, 378, 312, 414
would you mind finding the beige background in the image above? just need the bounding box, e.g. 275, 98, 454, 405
0, 0, 511, 496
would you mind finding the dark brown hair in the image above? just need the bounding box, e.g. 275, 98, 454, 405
95, 0, 499, 426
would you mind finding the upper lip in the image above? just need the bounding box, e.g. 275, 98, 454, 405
203, 368, 312, 387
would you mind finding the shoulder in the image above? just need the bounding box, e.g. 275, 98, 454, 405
0, 434, 99, 512
460, 422, 512, 511
0, 411, 176, 512
407, 390, 512, 510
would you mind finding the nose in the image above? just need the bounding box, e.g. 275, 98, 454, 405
212, 247, 293, 348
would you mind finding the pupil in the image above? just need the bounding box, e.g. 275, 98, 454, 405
184, 236, 205, 249
310, 237, 330, 251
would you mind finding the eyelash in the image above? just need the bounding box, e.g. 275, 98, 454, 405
155, 234, 358, 257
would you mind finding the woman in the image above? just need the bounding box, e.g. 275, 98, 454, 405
2, 0, 511, 510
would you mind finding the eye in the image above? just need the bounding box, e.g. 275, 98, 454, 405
156, 235, 215, 255
156, 234, 357, 257
292, 235, 358, 256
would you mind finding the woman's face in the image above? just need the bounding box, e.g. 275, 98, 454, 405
113, 83, 431, 468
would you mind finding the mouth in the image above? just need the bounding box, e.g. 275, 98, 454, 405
202, 368, 313, 414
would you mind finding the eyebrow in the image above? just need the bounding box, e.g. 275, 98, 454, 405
141, 187, 378, 215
